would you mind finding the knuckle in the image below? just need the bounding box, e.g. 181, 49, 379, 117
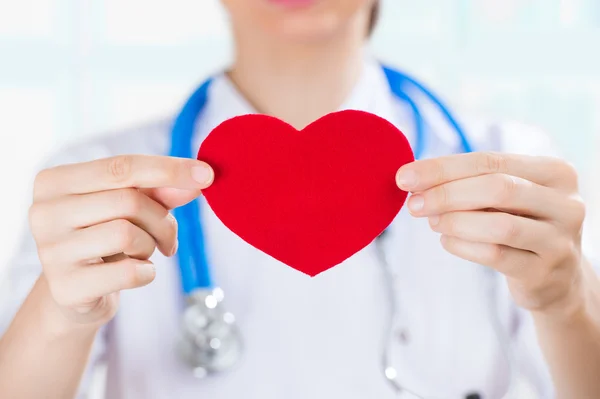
159, 159, 180, 183
486, 244, 506, 264
139, 241, 157, 259
434, 185, 451, 209
495, 215, 520, 242
107, 155, 133, 183
567, 195, 587, 227
112, 219, 137, 249
32, 168, 52, 199
559, 159, 580, 186
476, 152, 508, 175
443, 214, 458, 236
492, 174, 518, 206
116, 188, 143, 216
431, 159, 446, 183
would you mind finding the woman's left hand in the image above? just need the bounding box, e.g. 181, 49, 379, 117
395, 152, 588, 315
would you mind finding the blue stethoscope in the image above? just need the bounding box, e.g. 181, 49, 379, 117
170, 65, 481, 397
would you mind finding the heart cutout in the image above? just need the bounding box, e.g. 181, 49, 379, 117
198, 110, 414, 277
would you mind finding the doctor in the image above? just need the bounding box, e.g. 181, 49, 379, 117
1, 1, 599, 398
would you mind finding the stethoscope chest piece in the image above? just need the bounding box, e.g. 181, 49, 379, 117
177, 288, 243, 378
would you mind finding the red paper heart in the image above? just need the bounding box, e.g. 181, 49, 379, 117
198, 110, 414, 277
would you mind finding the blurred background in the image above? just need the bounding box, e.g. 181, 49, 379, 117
0, 0, 598, 397
1, 0, 600, 272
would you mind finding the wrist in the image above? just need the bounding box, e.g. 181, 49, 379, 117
532, 258, 600, 328
35, 275, 101, 342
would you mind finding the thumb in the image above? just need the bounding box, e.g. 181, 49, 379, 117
142, 165, 214, 209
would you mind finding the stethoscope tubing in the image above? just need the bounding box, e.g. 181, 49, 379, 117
168, 64, 517, 399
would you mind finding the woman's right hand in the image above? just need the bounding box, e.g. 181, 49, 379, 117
29, 155, 214, 328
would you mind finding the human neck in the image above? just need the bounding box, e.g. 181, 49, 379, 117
227, 18, 368, 129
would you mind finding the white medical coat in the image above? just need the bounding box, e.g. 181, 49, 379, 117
2, 57, 595, 399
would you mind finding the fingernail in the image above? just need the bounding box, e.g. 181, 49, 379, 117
137, 263, 156, 281
191, 165, 214, 186
429, 215, 440, 226
409, 195, 424, 212
440, 235, 448, 245
171, 239, 179, 256
396, 169, 418, 190
166, 212, 177, 225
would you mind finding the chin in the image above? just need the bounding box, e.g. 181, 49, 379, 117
223, 0, 373, 43
270, 12, 346, 42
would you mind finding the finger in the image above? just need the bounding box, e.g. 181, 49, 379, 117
30, 189, 177, 256
439, 235, 540, 280
34, 155, 214, 202
396, 152, 578, 193
429, 211, 559, 254
41, 220, 156, 267
140, 186, 205, 210
406, 173, 575, 221
50, 259, 156, 305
